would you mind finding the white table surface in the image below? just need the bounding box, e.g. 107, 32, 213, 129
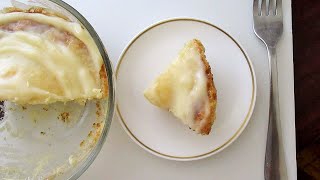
62, 0, 296, 179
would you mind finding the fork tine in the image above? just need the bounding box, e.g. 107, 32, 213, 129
261, 0, 268, 16
269, 0, 276, 15
276, 0, 283, 16
253, 0, 260, 16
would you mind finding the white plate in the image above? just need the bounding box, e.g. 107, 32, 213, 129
116, 18, 256, 161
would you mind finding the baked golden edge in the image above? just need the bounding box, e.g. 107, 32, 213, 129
2, 7, 109, 99
192, 39, 217, 135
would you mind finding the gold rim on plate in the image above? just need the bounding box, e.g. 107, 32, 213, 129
116, 18, 256, 160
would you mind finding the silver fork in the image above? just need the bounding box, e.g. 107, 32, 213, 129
253, 0, 286, 179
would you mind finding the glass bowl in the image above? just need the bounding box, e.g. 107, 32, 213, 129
0, 0, 115, 179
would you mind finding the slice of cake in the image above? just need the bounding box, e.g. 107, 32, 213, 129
0, 7, 108, 104
144, 39, 217, 135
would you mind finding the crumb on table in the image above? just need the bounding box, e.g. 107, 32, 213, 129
96, 102, 102, 116
92, 122, 101, 129
58, 112, 70, 123
87, 131, 93, 137
80, 140, 85, 147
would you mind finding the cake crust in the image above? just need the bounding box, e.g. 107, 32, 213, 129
191, 39, 217, 135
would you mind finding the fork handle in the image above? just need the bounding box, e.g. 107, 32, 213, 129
265, 46, 281, 180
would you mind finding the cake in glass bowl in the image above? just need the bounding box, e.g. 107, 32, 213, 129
0, 7, 108, 104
